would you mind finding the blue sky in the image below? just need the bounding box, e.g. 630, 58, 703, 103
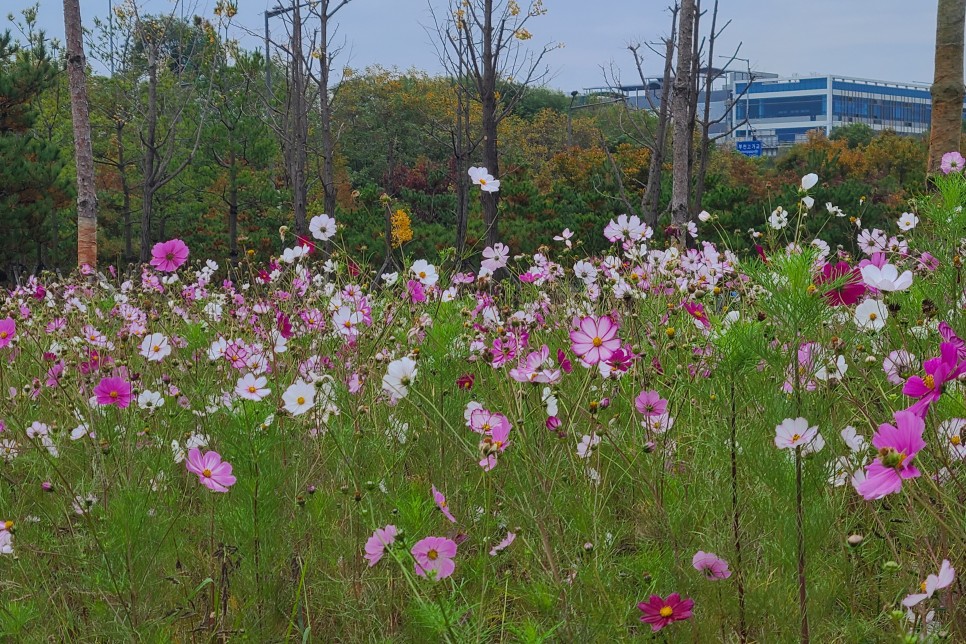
9, 0, 940, 91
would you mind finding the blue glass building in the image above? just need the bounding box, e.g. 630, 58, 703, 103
731, 74, 958, 156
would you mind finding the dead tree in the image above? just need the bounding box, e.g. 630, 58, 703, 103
440, 0, 554, 249
669, 0, 697, 236
63, 0, 98, 268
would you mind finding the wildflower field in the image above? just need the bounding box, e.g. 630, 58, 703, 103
2, 164, 966, 642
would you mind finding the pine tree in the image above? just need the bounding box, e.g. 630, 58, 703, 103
0, 30, 72, 274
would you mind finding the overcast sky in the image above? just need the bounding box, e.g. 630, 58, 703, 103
8, 0, 942, 90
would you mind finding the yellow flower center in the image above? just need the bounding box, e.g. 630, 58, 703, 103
0, 332, 7, 339
3, 520, 12, 530
202, 468, 212, 478
479, 179, 487, 185
659, 606, 674, 618
297, 396, 306, 405
792, 434, 801, 442
920, 581, 927, 592
248, 386, 257, 394
482, 423, 491, 431
427, 549, 438, 561
152, 345, 161, 352
592, 337, 603, 347
419, 271, 427, 279
868, 313, 877, 321
924, 374, 935, 389
952, 435, 962, 446
110, 391, 118, 399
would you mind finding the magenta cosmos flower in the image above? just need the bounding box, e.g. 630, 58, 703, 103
569, 315, 621, 365
692, 551, 732, 580
150, 239, 190, 272
364, 524, 398, 567
431, 485, 457, 523
941, 151, 965, 174
93, 376, 133, 408
411, 536, 457, 579
903, 342, 966, 417
635, 390, 668, 417
637, 593, 694, 632
855, 410, 926, 500
0, 317, 15, 349
815, 261, 866, 306
185, 448, 237, 493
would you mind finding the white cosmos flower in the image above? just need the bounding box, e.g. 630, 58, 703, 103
140, 333, 171, 362
236, 373, 270, 401
309, 214, 337, 241
410, 260, 439, 286
775, 417, 819, 450
382, 271, 399, 286
897, 212, 918, 231
860, 263, 913, 292
768, 207, 788, 230
854, 299, 888, 331
137, 389, 165, 410
801, 173, 819, 191
282, 379, 316, 415
468, 166, 500, 192
382, 357, 417, 400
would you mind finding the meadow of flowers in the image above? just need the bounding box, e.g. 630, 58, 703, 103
1, 160, 966, 641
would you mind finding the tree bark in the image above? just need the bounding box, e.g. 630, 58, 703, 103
928, 0, 966, 174
317, 4, 337, 221
669, 0, 697, 236
290, 1, 309, 237
643, 5, 678, 227
140, 47, 159, 263
64, 0, 98, 268
478, 0, 501, 248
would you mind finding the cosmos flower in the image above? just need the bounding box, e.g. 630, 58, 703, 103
431, 485, 457, 523
382, 357, 418, 400
94, 377, 133, 408
902, 560, 955, 607
692, 551, 732, 580
468, 166, 500, 192
149, 239, 189, 272
412, 536, 458, 579
569, 315, 621, 366
775, 417, 819, 450
185, 448, 236, 493
637, 593, 694, 632
364, 525, 398, 567
855, 410, 926, 500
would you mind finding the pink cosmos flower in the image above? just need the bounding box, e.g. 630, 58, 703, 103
637, 593, 694, 632
939, 321, 966, 361
883, 350, 919, 386
775, 417, 819, 450
489, 532, 516, 556
941, 151, 965, 174
903, 560, 955, 607
0, 318, 15, 349
406, 279, 426, 303
469, 408, 511, 435
815, 261, 865, 306
682, 301, 711, 329
412, 536, 457, 579
479, 419, 512, 471
150, 239, 190, 272
431, 485, 457, 523
855, 410, 926, 500
569, 315, 621, 366
185, 448, 237, 493
903, 342, 966, 417
236, 373, 270, 401
635, 390, 668, 417
364, 524, 398, 567
93, 377, 133, 408
692, 551, 732, 580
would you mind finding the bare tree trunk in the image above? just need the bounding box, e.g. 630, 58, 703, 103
228, 150, 239, 261
480, 0, 500, 248
317, 9, 337, 220
290, 1, 309, 237
694, 0, 718, 212
928, 0, 966, 174
64, 0, 98, 268
454, 79, 471, 267
140, 48, 159, 263
669, 0, 697, 236
117, 121, 134, 261
643, 5, 678, 227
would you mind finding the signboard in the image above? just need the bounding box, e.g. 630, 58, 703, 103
736, 140, 763, 157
